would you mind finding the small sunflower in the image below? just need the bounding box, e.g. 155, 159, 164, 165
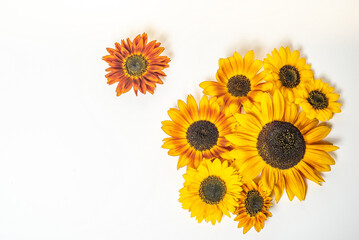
227, 91, 338, 202
162, 95, 235, 169
295, 79, 342, 121
200, 51, 272, 112
263, 47, 314, 102
234, 181, 272, 234
103, 33, 170, 96
179, 159, 242, 225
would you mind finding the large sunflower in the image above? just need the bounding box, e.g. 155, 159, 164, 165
162, 95, 235, 169
263, 47, 313, 102
295, 78, 342, 121
103, 33, 170, 96
179, 159, 242, 224
200, 51, 272, 111
234, 181, 272, 234
227, 91, 338, 202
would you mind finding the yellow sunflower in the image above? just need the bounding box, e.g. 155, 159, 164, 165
103, 33, 170, 96
263, 47, 314, 102
179, 159, 242, 225
295, 79, 342, 121
227, 91, 338, 202
200, 51, 272, 112
162, 95, 235, 169
234, 181, 272, 234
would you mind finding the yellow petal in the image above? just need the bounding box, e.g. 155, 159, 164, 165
186, 95, 199, 122
261, 93, 273, 123
305, 148, 335, 165
229, 54, 239, 74
306, 143, 339, 152
273, 176, 284, 202
243, 50, 255, 72
273, 91, 285, 120
233, 113, 262, 130
240, 156, 265, 180
168, 108, 190, 126
199, 95, 209, 120
296, 161, 324, 184
305, 125, 331, 143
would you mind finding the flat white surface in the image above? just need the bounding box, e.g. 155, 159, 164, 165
0, 0, 358, 239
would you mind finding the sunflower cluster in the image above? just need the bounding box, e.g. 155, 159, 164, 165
162, 47, 341, 233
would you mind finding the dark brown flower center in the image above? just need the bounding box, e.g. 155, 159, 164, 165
279, 65, 300, 88
307, 90, 329, 109
199, 176, 227, 204
226, 75, 251, 97
257, 121, 306, 169
125, 55, 148, 77
245, 190, 264, 217
186, 120, 219, 151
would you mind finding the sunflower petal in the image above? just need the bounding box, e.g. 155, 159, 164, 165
305, 125, 331, 143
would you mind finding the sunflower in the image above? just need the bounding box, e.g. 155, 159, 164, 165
263, 47, 314, 102
227, 91, 338, 202
162, 95, 235, 169
234, 180, 272, 234
295, 79, 342, 121
103, 33, 170, 96
179, 159, 242, 224
200, 51, 272, 112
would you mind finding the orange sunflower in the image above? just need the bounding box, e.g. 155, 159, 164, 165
103, 33, 170, 96
200, 51, 272, 112
234, 181, 272, 234
162, 95, 235, 169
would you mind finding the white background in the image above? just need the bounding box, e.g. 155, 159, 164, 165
1, 0, 358, 239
